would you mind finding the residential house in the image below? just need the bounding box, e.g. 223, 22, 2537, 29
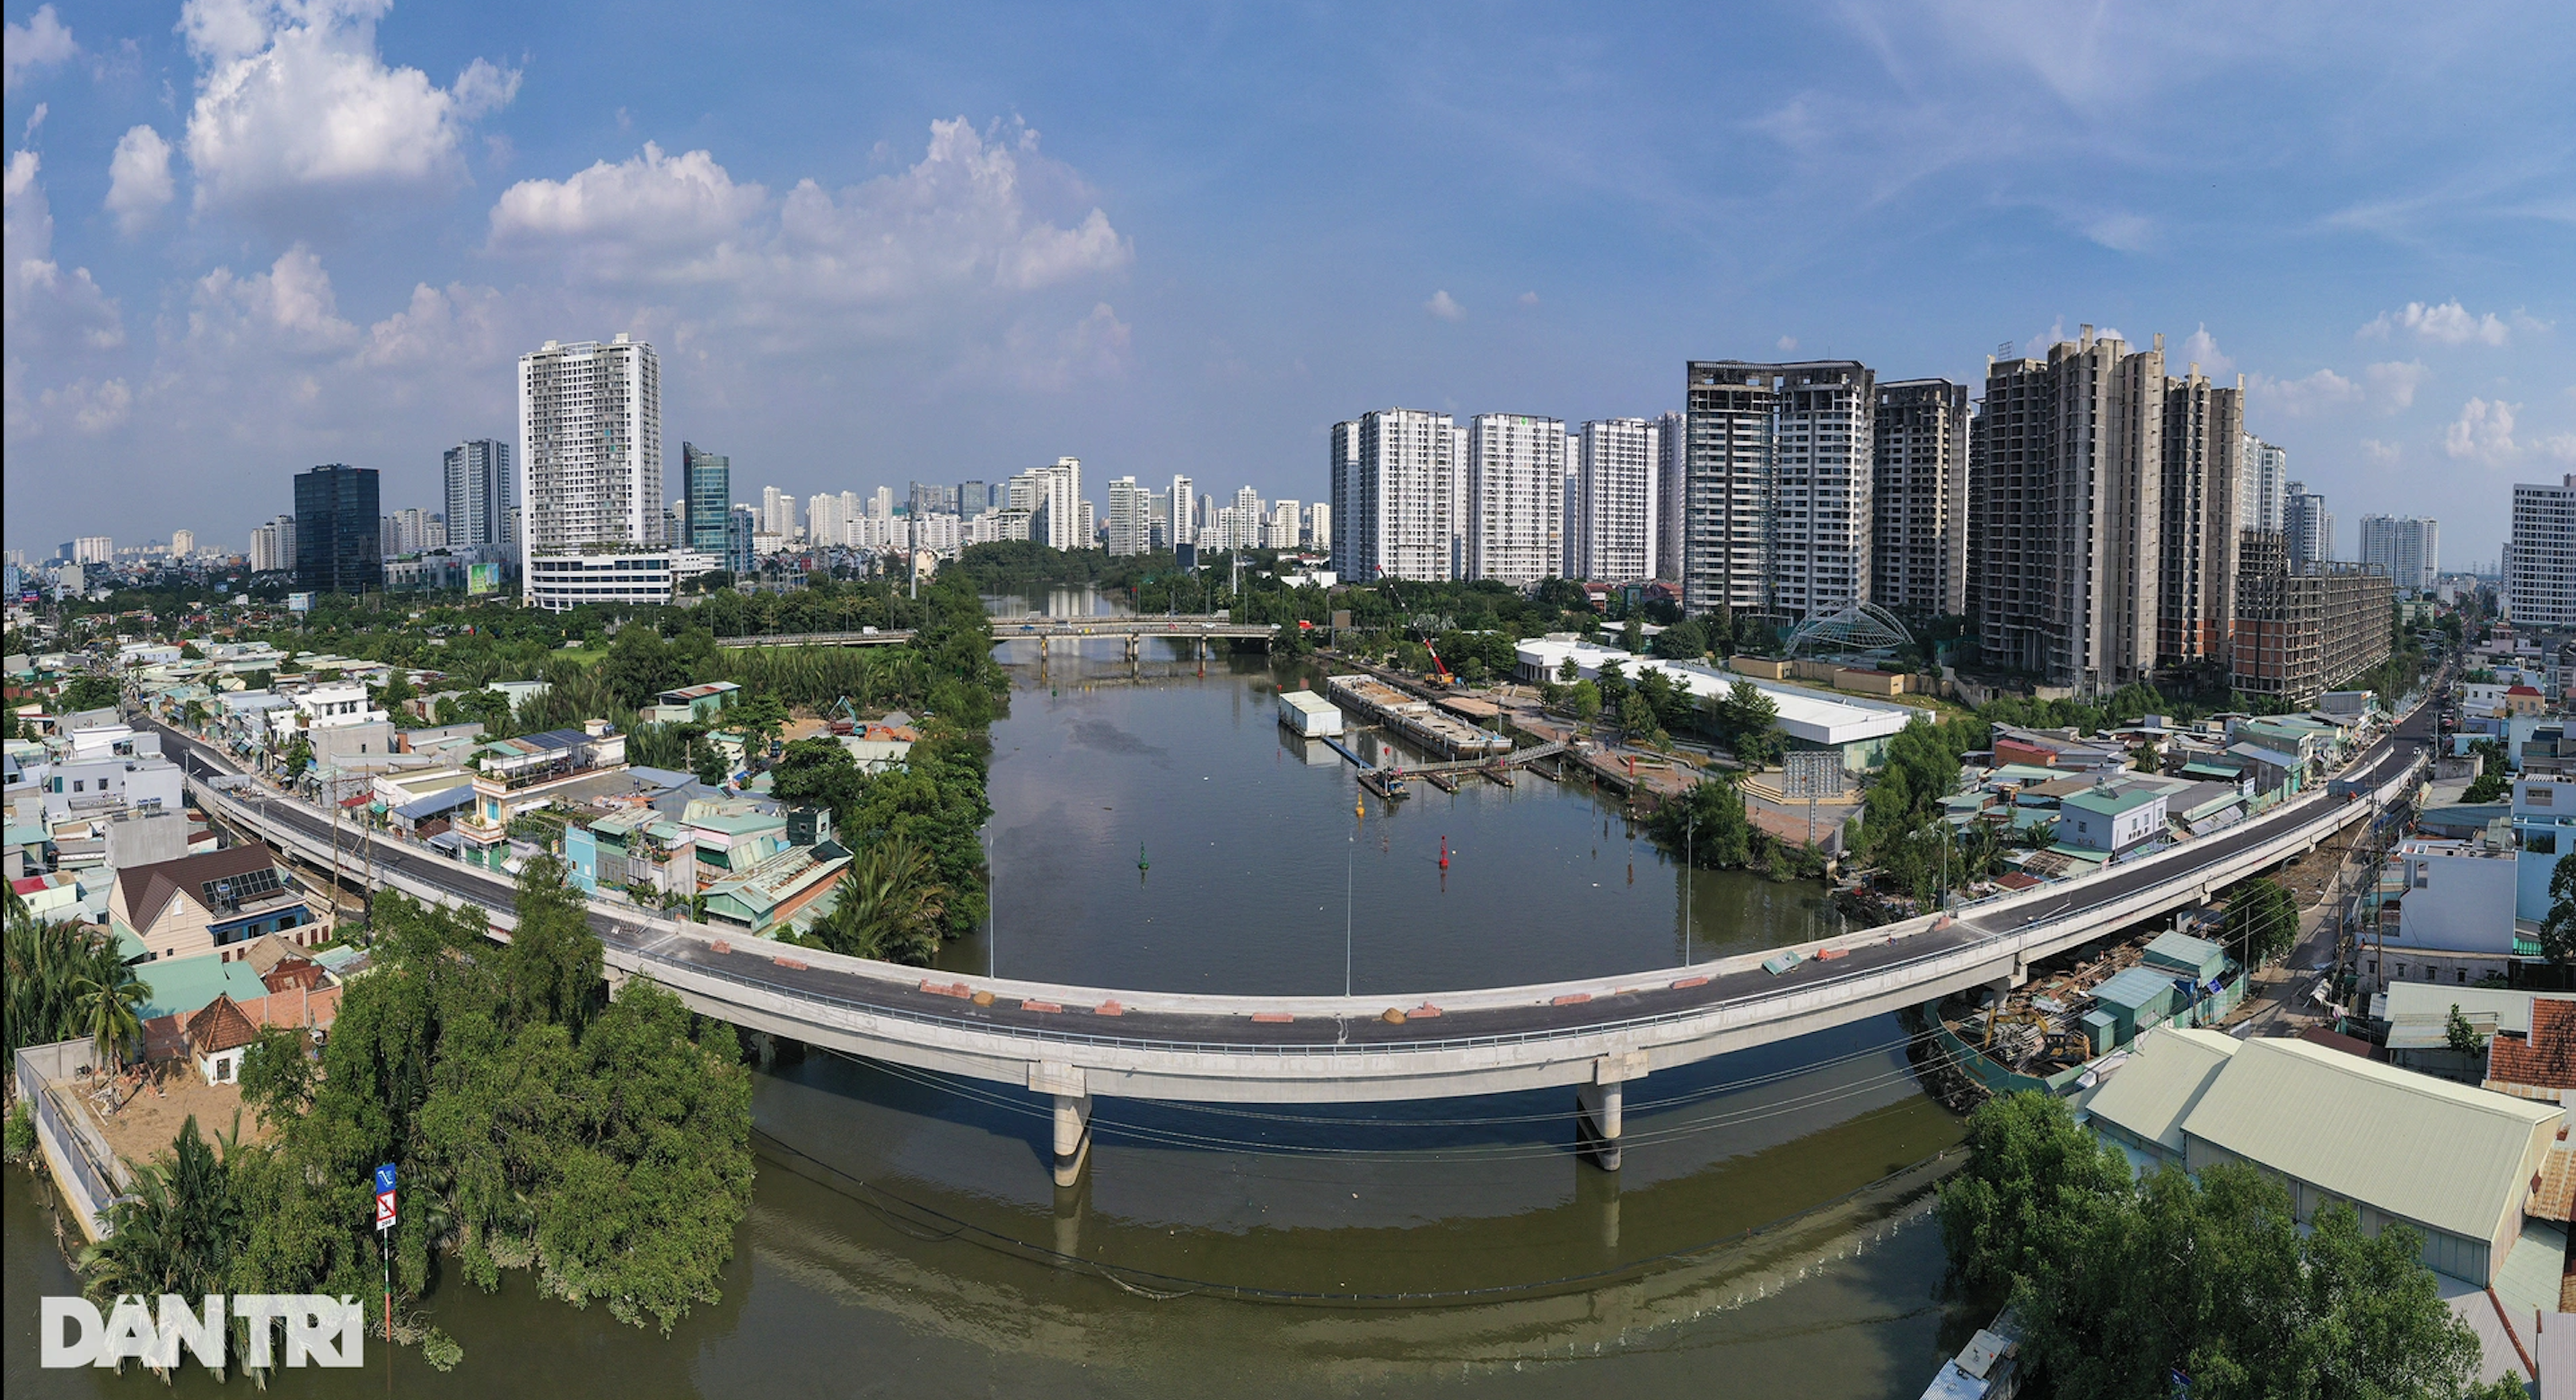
642, 681, 740, 726
2057, 782, 2170, 857
2371, 836, 2519, 989
110, 845, 317, 964
701, 841, 852, 937
185, 994, 258, 1084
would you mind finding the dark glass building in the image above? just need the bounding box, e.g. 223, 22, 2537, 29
684, 442, 732, 554
294, 464, 382, 595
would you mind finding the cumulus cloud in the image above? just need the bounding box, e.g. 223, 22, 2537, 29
2445, 398, 2576, 466
489, 119, 1131, 319
1518, 290, 1539, 306
2247, 359, 2424, 417
180, 0, 520, 214
4, 5, 76, 91
188, 245, 359, 354
39, 377, 132, 433
2177, 324, 2235, 379
2081, 211, 2153, 253
2357, 300, 2522, 346
1424, 290, 1464, 321
2361, 440, 2401, 467
998, 302, 1132, 389
4, 149, 123, 352
105, 127, 175, 235
1776, 335, 1800, 354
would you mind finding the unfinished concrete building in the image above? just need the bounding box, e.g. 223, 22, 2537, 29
1970, 328, 2167, 694
1871, 378, 1972, 618
2232, 529, 2396, 705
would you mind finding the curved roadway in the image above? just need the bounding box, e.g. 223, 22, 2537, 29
146, 696, 2431, 1110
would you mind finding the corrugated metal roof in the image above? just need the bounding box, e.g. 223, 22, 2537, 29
2095, 966, 2179, 1012
2384, 984, 2576, 1037
2143, 931, 2229, 978
2180, 1037, 2562, 1243
2085, 1026, 2239, 1155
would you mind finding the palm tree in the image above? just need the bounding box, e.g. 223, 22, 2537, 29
810, 836, 949, 965
72, 966, 146, 1079
79, 1117, 241, 1351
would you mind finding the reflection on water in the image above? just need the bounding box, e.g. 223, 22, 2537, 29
0, 591, 1967, 1398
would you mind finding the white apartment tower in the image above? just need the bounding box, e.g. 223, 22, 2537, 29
1167, 474, 1196, 547
1333, 409, 1462, 582
1305, 501, 1330, 551
2239, 433, 2287, 534
2359, 515, 2439, 591
2510, 478, 2576, 627
1682, 361, 1875, 621
1573, 417, 1660, 582
1871, 380, 1971, 617
1466, 414, 1566, 587
518, 335, 669, 609
2284, 481, 2333, 566
1106, 477, 1150, 556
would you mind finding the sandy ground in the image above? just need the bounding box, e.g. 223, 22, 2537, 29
74, 1061, 273, 1170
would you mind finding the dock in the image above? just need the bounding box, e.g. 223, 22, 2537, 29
1326, 676, 1514, 760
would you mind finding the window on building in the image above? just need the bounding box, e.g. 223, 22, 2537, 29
2395, 964, 2406, 977
2533, 786, 2555, 807
2458, 968, 2469, 983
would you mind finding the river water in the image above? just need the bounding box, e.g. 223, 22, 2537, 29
4, 594, 1972, 1397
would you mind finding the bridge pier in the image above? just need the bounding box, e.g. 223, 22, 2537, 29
1576, 1051, 1647, 1171
1033, 1063, 1091, 1187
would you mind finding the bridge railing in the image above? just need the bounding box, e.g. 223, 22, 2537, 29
188, 732, 2423, 1063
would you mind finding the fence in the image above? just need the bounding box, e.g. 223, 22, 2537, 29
13, 1041, 126, 1241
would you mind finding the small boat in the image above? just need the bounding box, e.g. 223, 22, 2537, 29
1359, 767, 1410, 801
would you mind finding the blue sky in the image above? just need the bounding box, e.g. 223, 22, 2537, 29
4, 1, 2571, 565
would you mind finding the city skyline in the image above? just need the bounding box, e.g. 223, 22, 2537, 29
4, 3, 2572, 561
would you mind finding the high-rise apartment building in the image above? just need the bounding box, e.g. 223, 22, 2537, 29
1106, 477, 1150, 556
518, 334, 668, 609
2284, 481, 2332, 566
2155, 366, 2244, 668
1332, 409, 1464, 582
2239, 433, 2286, 534
1166, 474, 1196, 549
293, 464, 381, 596
957, 481, 992, 517
1465, 414, 1566, 587
1653, 410, 1686, 585
171, 529, 194, 559
443, 440, 513, 549
1306, 501, 1330, 552
1871, 379, 1972, 618
1682, 361, 1875, 622
1570, 418, 1659, 583
250, 518, 291, 573
683, 443, 731, 555
2358, 515, 2439, 592
2510, 477, 2576, 628
1970, 329, 2166, 692
73, 537, 112, 564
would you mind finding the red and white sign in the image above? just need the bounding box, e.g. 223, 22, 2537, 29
374, 1189, 396, 1231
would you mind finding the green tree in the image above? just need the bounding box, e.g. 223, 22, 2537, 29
1937, 1090, 2132, 1308
238, 1025, 317, 1123
282, 736, 312, 780
770, 736, 864, 825
1648, 618, 1708, 661
806, 835, 951, 965
2542, 851, 2576, 964
72, 967, 146, 1077
1648, 775, 1756, 871
2446, 1003, 2488, 1057
2219, 878, 2300, 968
689, 734, 731, 787
78, 1116, 241, 1331
59, 673, 119, 711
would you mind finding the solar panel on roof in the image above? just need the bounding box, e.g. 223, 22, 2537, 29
201, 865, 281, 909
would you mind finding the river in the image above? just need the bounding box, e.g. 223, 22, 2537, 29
4, 592, 1973, 1397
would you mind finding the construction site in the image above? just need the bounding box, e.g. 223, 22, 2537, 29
1925, 919, 2247, 1098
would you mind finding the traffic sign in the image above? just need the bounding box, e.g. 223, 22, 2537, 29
373, 1162, 396, 1232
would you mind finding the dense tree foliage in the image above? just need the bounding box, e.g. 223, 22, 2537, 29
4, 908, 142, 1056
2218, 878, 2301, 968
75, 864, 756, 1379
2543, 852, 2576, 965
1941, 1092, 2519, 1400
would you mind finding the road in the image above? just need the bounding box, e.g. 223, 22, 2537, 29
145, 692, 2434, 1056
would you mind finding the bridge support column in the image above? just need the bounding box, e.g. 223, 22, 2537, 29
1032, 1063, 1091, 1187
1125, 634, 1140, 663
1577, 1050, 1648, 1171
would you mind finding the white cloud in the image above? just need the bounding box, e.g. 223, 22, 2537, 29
180, 0, 520, 214
39, 377, 132, 433
1424, 290, 1464, 321
188, 245, 359, 354
1776, 335, 1800, 354
3, 149, 123, 352
354, 280, 513, 371
2361, 440, 2401, 466
2247, 359, 2425, 417
2361, 360, 2429, 410
2081, 210, 2153, 253
489, 119, 1132, 319
2445, 398, 2519, 461
4, 5, 76, 91
2177, 324, 2235, 379
998, 302, 1131, 390
2358, 300, 2512, 346
105, 127, 175, 235
1518, 291, 1539, 306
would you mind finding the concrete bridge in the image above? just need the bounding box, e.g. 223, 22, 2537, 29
716, 614, 1275, 661
153, 705, 2429, 1187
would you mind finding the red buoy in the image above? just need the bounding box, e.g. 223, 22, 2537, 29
1439, 836, 1450, 870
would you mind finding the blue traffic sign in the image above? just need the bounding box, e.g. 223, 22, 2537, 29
374, 1163, 396, 1194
